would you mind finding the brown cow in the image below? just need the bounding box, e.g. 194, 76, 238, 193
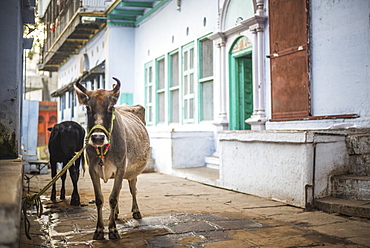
74, 78, 150, 240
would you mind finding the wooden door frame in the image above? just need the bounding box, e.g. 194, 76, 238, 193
229, 36, 253, 130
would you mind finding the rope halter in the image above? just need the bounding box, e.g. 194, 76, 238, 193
85, 108, 115, 158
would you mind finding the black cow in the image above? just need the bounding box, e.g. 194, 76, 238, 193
48, 121, 85, 206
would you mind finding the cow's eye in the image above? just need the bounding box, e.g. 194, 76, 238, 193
108, 106, 115, 113
86, 106, 91, 112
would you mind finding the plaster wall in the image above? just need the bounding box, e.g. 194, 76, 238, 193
59, 29, 106, 87
106, 26, 135, 94
149, 131, 174, 174
149, 131, 214, 173
21, 100, 39, 161
58, 29, 106, 122
310, 1, 370, 119
172, 131, 214, 168
0, 1, 23, 158
218, 130, 348, 207
313, 134, 348, 199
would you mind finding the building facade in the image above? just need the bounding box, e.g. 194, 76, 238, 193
41, 0, 370, 209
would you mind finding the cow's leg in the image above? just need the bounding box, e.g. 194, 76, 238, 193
90, 168, 105, 240
114, 194, 119, 220
50, 158, 57, 202
108, 169, 124, 239
129, 177, 142, 219
69, 160, 80, 206
60, 161, 68, 200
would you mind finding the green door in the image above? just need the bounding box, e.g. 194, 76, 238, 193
229, 53, 253, 130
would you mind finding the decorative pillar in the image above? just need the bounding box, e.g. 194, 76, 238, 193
209, 32, 228, 131
245, 0, 267, 130
251, 28, 259, 116
257, 26, 266, 116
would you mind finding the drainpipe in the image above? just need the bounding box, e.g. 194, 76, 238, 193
305, 139, 316, 211
305, 133, 316, 211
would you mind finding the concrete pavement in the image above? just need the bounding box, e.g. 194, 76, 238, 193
20, 169, 370, 247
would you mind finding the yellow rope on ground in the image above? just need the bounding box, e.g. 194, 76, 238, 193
22, 145, 86, 240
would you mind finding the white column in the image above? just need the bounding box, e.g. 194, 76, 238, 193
218, 40, 228, 130
257, 26, 266, 116
251, 28, 259, 115
245, 2, 267, 130
209, 32, 228, 131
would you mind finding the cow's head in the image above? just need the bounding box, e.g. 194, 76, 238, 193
74, 77, 121, 147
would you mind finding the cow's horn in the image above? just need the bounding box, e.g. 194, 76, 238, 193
75, 78, 88, 94
112, 77, 121, 93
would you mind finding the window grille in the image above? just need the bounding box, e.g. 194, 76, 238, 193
201, 38, 213, 78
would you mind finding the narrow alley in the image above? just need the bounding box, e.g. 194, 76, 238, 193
20, 170, 370, 247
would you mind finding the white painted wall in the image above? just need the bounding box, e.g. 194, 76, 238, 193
218, 130, 348, 207
59, 29, 106, 87
149, 131, 214, 173
106, 26, 135, 94
310, 0, 370, 118
58, 29, 107, 122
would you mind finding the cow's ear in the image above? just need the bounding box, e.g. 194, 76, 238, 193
74, 84, 89, 105
49, 124, 60, 141
47, 127, 52, 132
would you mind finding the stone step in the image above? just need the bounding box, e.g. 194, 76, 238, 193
332, 175, 370, 200
346, 133, 370, 175
205, 156, 219, 169
315, 196, 370, 219
346, 133, 370, 155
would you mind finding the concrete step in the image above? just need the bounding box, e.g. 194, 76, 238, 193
173, 166, 220, 187
332, 175, 370, 200
315, 196, 370, 219
205, 156, 219, 169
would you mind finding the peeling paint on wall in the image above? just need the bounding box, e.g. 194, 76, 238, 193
0, 123, 17, 159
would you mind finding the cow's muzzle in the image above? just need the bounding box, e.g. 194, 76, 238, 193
89, 132, 108, 147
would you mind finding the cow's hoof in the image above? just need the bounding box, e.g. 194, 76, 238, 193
133, 211, 142, 219
93, 230, 105, 240
70, 198, 80, 206
109, 229, 120, 239
50, 196, 56, 202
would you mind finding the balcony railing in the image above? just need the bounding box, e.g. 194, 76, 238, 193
40, 0, 107, 71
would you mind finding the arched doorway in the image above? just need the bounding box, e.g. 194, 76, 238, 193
229, 36, 253, 130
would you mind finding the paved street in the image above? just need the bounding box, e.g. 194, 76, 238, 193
20, 169, 370, 247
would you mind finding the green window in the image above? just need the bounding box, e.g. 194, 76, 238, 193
169, 51, 180, 123
144, 35, 215, 126
182, 43, 195, 123
156, 57, 166, 124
